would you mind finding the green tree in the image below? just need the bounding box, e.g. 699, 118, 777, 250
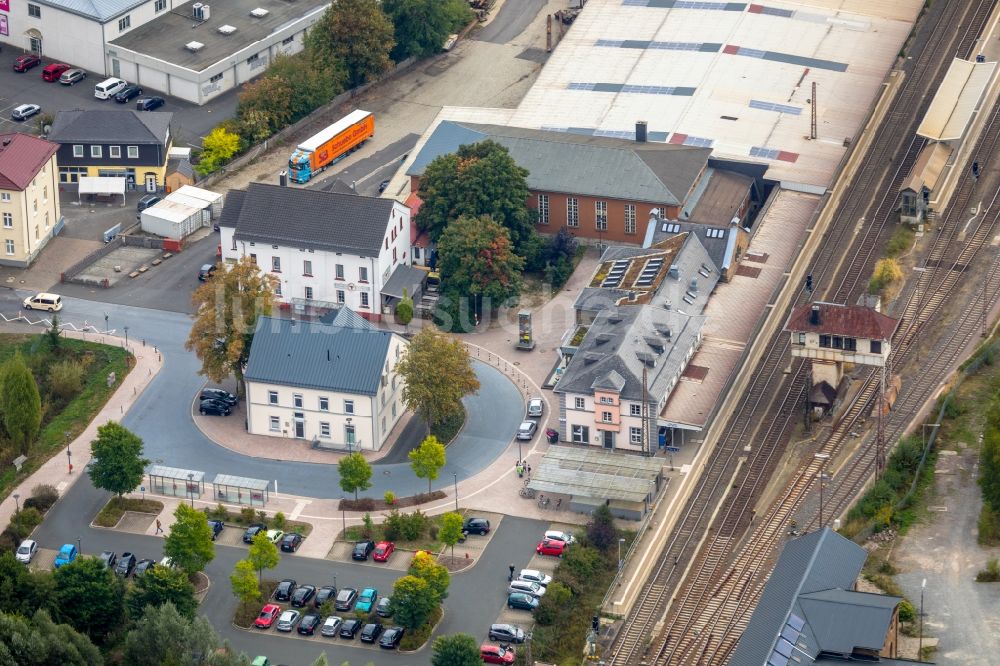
235, 75, 294, 142
534, 580, 572, 626
409, 435, 446, 493
52, 556, 124, 643
266, 52, 345, 121
391, 575, 437, 629
0, 609, 103, 666
196, 126, 241, 176
186, 256, 278, 396
229, 559, 260, 606
126, 565, 198, 621
437, 215, 524, 308
163, 504, 216, 577
46, 314, 61, 352
408, 550, 450, 602
383, 0, 471, 61
0, 352, 41, 455
431, 632, 482, 666
587, 503, 616, 553
87, 421, 149, 497
338, 452, 374, 500
416, 140, 536, 255
307, 0, 395, 88
438, 511, 465, 560
247, 531, 280, 584
312, 654, 330, 666
396, 328, 479, 429
980, 397, 1000, 511
395, 288, 414, 330
123, 602, 221, 666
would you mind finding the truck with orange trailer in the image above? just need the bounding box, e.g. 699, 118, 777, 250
288, 110, 374, 184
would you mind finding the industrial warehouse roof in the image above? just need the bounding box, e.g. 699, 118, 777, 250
527, 445, 663, 503
48, 110, 172, 145
785, 302, 898, 340
407, 121, 711, 206
918, 58, 997, 141
244, 312, 395, 396
0, 134, 58, 191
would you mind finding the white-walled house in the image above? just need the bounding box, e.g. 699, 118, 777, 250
243, 310, 407, 451
219, 183, 412, 321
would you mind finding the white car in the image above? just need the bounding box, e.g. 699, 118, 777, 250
320, 615, 343, 637
544, 529, 576, 544
516, 421, 537, 440
275, 609, 300, 632
527, 397, 544, 418
11, 103, 41, 121
508, 579, 546, 598
15, 539, 38, 564
518, 568, 552, 587
266, 529, 284, 543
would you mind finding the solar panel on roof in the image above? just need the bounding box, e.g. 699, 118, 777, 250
787, 613, 805, 631
767, 654, 789, 666
780, 625, 799, 644
774, 637, 793, 657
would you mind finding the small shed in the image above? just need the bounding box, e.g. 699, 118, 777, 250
166, 147, 195, 192
170, 185, 225, 217
141, 199, 207, 239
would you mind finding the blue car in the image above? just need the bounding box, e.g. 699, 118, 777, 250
355, 588, 378, 613
54, 544, 77, 568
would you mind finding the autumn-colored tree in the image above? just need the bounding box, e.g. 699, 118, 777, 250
437, 215, 524, 308
395, 329, 479, 429
306, 0, 395, 88
235, 76, 294, 141
185, 256, 277, 397
195, 126, 241, 176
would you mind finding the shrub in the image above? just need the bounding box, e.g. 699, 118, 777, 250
401, 510, 427, 541
0, 529, 19, 553
23, 484, 59, 514
383, 510, 403, 542
273, 511, 286, 530
976, 558, 1000, 582
533, 581, 572, 626
240, 506, 258, 525
361, 512, 375, 539
898, 599, 916, 622
384, 491, 396, 506
428, 524, 439, 540
9, 507, 43, 539
48, 359, 84, 402
207, 503, 228, 521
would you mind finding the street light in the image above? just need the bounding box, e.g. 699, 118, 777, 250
452, 473, 458, 512
66, 447, 72, 474
814, 453, 830, 528
12, 493, 20, 514
340, 497, 347, 541
918, 578, 927, 661
187, 472, 194, 507
76, 536, 81, 555
124, 326, 129, 348
618, 537, 625, 572
104, 312, 109, 332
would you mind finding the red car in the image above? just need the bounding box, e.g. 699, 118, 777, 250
13, 54, 41, 72
373, 541, 395, 562
536, 538, 566, 557
481, 644, 515, 664
254, 603, 281, 629
41, 63, 70, 81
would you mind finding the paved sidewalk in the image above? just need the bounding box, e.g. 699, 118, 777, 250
0, 330, 163, 534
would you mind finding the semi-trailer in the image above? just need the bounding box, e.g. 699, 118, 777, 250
288, 109, 374, 184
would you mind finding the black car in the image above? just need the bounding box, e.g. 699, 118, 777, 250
136, 194, 161, 216
352, 540, 375, 561
207, 520, 224, 540
116, 552, 137, 577
136, 96, 165, 111
134, 559, 156, 577
296, 613, 322, 635
114, 83, 143, 103
98, 550, 117, 569
291, 584, 316, 607
379, 626, 404, 649
274, 579, 297, 602
359, 622, 383, 643
339, 618, 362, 639
315, 585, 337, 608
489, 623, 526, 644
463, 517, 491, 535
334, 587, 358, 611
201, 388, 237, 406
280, 533, 303, 553
378, 179, 390, 194
198, 264, 217, 281
242, 523, 267, 544
199, 399, 231, 416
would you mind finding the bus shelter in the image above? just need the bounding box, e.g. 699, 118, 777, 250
147, 465, 204, 501
213, 474, 270, 506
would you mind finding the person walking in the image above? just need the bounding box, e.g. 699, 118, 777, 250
155, 519, 163, 535
508, 563, 515, 581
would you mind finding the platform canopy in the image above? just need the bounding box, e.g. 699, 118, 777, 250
526, 445, 663, 503
917, 58, 997, 141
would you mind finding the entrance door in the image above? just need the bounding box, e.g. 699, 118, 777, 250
345, 424, 356, 447
112, 59, 121, 78
293, 413, 304, 438
144, 174, 157, 193
29, 37, 42, 55
602, 430, 614, 449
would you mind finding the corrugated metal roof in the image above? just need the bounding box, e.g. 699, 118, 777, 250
785, 302, 898, 340
918, 58, 997, 141
798, 589, 900, 654
0, 133, 58, 191
244, 314, 395, 396
48, 110, 172, 144
900, 142, 952, 194
37, 0, 146, 21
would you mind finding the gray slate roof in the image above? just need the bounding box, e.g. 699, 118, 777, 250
48, 110, 172, 145
36, 0, 145, 21
730, 527, 901, 666
645, 214, 737, 274
168, 157, 194, 179
244, 313, 394, 396
223, 183, 397, 255
408, 121, 711, 206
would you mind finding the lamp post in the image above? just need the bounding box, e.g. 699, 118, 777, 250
12, 493, 19, 514
918, 578, 927, 661
340, 498, 347, 541
452, 473, 458, 512
618, 538, 625, 572
124, 326, 129, 348
814, 453, 830, 528
104, 312, 109, 332
66, 447, 72, 474
517, 437, 522, 465
187, 472, 194, 507
76, 536, 81, 555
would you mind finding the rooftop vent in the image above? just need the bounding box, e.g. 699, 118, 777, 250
689, 278, 698, 292
810, 304, 821, 325
185, 41, 205, 52
668, 265, 680, 279
218, 24, 237, 34
192, 2, 210, 19
249, 7, 269, 17
635, 120, 647, 143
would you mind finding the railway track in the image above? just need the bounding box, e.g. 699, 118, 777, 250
603, 0, 997, 663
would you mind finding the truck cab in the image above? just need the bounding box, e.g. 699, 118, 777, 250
288, 150, 312, 184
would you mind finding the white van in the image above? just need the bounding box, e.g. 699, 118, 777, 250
23, 293, 63, 312
94, 77, 127, 100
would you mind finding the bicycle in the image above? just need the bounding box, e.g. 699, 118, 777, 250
519, 486, 536, 498
537, 495, 550, 508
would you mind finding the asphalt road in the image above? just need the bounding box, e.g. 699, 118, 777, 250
309, 134, 421, 197
31, 474, 549, 666
474, 0, 549, 44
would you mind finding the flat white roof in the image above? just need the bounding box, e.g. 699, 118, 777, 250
144, 199, 202, 223
500, 0, 922, 188
171, 184, 222, 203
298, 110, 372, 152
917, 58, 997, 141
78, 176, 125, 195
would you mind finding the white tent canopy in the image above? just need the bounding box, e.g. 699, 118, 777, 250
77, 176, 126, 205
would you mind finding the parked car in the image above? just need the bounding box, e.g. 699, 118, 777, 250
202, 388, 237, 406
266, 529, 284, 543
297, 613, 322, 635
379, 626, 404, 649
136, 194, 161, 215
114, 83, 143, 103
320, 615, 343, 637
352, 539, 375, 561
507, 592, 539, 611
54, 544, 77, 568
314, 585, 337, 608
527, 397, 544, 417
280, 533, 303, 553
134, 559, 156, 576
508, 579, 546, 598
334, 587, 358, 611
41, 63, 70, 81
355, 587, 377, 613
291, 584, 316, 607
376, 596, 393, 618
207, 520, 225, 540
372, 541, 395, 562
11, 103, 41, 121
198, 264, 217, 281
378, 179, 390, 194
517, 569, 553, 587
13, 54, 41, 72
462, 517, 490, 535
199, 399, 231, 416
516, 421, 537, 440
536, 538, 566, 557
544, 529, 576, 544
359, 622, 383, 643
15, 539, 38, 564
274, 579, 297, 602
59, 68, 86, 85
275, 609, 300, 632
116, 552, 137, 577
481, 644, 516, 664
242, 523, 267, 543
339, 618, 362, 639
136, 96, 165, 111
489, 623, 525, 644
254, 603, 281, 629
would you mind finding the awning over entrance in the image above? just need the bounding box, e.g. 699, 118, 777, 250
381, 264, 426, 301
78, 176, 126, 205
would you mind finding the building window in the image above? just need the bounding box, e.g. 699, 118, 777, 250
567, 197, 579, 227
292, 394, 302, 408
844, 337, 857, 351
34, 226, 38, 239
335, 264, 344, 280
155, 0, 166, 11
32, 200, 37, 213
595, 201, 608, 231
118, 15, 130, 30
574, 397, 585, 409
4, 240, 13, 255
268, 391, 278, 405
360, 292, 369, 308
282, 36, 294, 45
832, 336, 843, 350
870, 340, 882, 354
625, 204, 636, 234
2, 213, 11, 228
44, 212, 49, 228
42, 186, 47, 202
304, 286, 313, 300
73, 145, 84, 158
303, 260, 312, 276
630, 427, 643, 444
797, 332, 805, 345
246, 54, 259, 65
599, 396, 613, 405
572, 424, 588, 443
90, 145, 102, 158
359, 266, 368, 282
344, 400, 354, 414
319, 397, 329, 411
249, 253, 257, 264
127, 146, 139, 158
109, 146, 121, 159
538, 194, 549, 225
601, 411, 613, 423
28, 3, 40, 17
271, 256, 280, 272
320, 422, 331, 438
392, 402, 397, 418
210, 73, 223, 83
818, 335, 831, 348
0, 193, 9, 202
336, 290, 345, 304
269, 416, 280, 432
630, 404, 641, 417
382, 416, 386, 433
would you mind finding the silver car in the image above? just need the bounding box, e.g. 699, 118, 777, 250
508, 579, 546, 598
527, 397, 544, 418
516, 421, 537, 440
59, 68, 87, 85
518, 568, 552, 587
15, 539, 38, 564
11, 103, 40, 121
320, 615, 342, 637
275, 609, 300, 632
544, 529, 576, 544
